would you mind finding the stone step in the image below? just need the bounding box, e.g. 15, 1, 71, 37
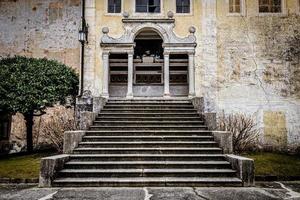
104, 105, 194, 108
92, 121, 205, 126
95, 116, 202, 121
105, 102, 194, 108
72, 147, 223, 154
100, 109, 198, 113
64, 161, 231, 170
103, 107, 197, 111
89, 126, 208, 131
107, 100, 191, 104
77, 141, 218, 148
51, 98, 242, 187
84, 130, 213, 136
52, 177, 243, 187
82, 135, 214, 142
59, 168, 235, 178
98, 113, 200, 117
69, 154, 226, 162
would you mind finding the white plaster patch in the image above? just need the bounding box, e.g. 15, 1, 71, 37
38, 191, 58, 200
276, 182, 300, 199
143, 187, 153, 200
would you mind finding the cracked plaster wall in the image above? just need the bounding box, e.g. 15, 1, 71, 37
215, 0, 300, 150
0, 0, 81, 69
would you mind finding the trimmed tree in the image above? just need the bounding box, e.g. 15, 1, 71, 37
0, 56, 79, 152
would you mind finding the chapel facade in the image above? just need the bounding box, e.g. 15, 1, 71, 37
0, 0, 300, 151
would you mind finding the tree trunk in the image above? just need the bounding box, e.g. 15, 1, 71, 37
24, 112, 34, 153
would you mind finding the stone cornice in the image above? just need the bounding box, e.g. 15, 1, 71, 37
122, 18, 175, 24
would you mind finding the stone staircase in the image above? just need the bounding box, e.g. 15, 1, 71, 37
53, 99, 242, 187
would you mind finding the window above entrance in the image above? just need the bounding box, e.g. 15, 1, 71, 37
108, 0, 121, 13
176, 0, 190, 13
136, 0, 161, 13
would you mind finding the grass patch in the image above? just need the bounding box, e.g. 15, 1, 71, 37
0, 152, 54, 179
244, 152, 300, 177
0, 152, 299, 179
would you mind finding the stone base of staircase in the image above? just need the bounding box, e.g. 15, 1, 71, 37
39, 99, 254, 187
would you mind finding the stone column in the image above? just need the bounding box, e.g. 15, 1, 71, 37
127, 52, 134, 98
164, 53, 170, 97
188, 53, 195, 97
102, 52, 109, 98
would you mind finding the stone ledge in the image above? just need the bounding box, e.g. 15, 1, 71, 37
191, 97, 204, 114
76, 96, 107, 130
203, 113, 217, 130
212, 131, 233, 154
225, 154, 255, 187
63, 131, 86, 154
39, 154, 70, 187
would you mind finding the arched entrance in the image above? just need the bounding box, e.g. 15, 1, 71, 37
133, 30, 165, 97
101, 18, 196, 98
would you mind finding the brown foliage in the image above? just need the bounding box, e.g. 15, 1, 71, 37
38, 106, 75, 153
218, 113, 260, 154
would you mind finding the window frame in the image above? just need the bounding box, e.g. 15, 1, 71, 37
257, 0, 287, 16
227, 0, 246, 17
175, 0, 192, 14
105, 0, 123, 15
133, 0, 164, 16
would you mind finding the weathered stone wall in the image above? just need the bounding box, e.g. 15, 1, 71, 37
0, 0, 81, 69
215, 0, 300, 150
0, 0, 81, 152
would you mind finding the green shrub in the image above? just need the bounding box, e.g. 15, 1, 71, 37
0, 56, 79, 152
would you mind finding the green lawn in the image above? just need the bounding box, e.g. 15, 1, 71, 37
0, 152, 299, 179
244, 152, 300, 177
0, 153, 54, 179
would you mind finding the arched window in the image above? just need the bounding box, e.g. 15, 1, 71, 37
176, 0, 190, 13
259, 0, 282, 13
